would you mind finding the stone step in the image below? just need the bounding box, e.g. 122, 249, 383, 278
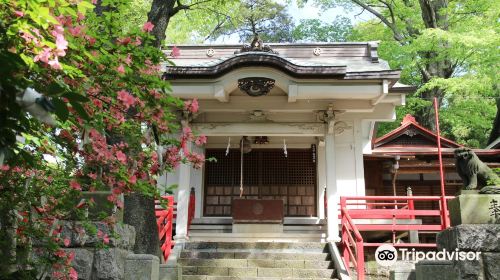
181, 266, 336, 278
182, 276, 335, 280
180, 251, 331, 261
184, 242, 327, 251
191, 218, 327, 226
179, 258, 332, 269
188, 233, 327, 242
190, 225, 326, 230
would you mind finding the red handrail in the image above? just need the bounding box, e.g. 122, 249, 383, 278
341, 205, 364, 280
155, 196, 174, 262
340, 195, 453, 279
188, 187, 195, 234
155, 190, 196, 262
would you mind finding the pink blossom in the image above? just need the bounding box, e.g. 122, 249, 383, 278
117, 90, 136, 109
92, 99, 103, 108
63, 238, 70, 247
14, 10, 24, 17
195, 135, 207, 146
55, 34, 68, 56
142, 21, 154, 32
186, 152, 205, 169
124, 54, 132, 66
20, 31, 34, 43
116, 151, 127, 164
77, 12, 85, 22
69, 267, 78, 280
66, 251, 76, 265
116, 198, 124, 209
1, 165, 10, 171
134, 37, 142, 46
69, 180, 81, 191
116, 64, 125, 74
129, 175, 137, 184
97, 229, 104, 238
34, 47, 51, 63
88, 172, 97, 179
68, 26, 82, 37
182, 126, 194, 140
171, 46, 181, 58
86, 35, 96, 46
107, 194, 116, 203
184, 98, 199, 113
54, 249, 66, 258
52, 271, 63, 278
117, 37, 131, 45
103, 234, 110, 244
48, 57, 62, 70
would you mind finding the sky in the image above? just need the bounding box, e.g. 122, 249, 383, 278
284, 1, 370, 23
215, 0, 372, 43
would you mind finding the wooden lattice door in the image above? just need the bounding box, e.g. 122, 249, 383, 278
203, 148, 317, 217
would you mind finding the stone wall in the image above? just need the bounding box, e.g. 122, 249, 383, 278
59, 221, 136, 280
415, 224, 500, 280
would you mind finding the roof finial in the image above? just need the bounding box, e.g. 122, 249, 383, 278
234, 34, 279, 55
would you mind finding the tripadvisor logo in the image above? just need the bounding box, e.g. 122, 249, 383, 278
375, 244, 398, 267
375, 244, 481, 267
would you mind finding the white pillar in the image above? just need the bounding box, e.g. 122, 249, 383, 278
190, 146, 204, 218
175, 143, 191, 241
325, 125, 340, 242
317, 141, 326, 219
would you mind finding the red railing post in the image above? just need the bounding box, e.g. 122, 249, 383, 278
188, 187, 195, 234
155, 195, 175, 262
324, 187, 327, 217
407, 187, 415, 220
340, 197, 349, 268
434, 97, 450, 230
356, 238, 365, 280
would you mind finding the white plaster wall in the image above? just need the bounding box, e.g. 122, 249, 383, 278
334, 120, 366, 210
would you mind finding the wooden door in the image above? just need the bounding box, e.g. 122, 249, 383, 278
203, 148, 317, 217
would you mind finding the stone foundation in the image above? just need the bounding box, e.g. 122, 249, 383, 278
59, 221, 136, 280
415, 224, 500, 279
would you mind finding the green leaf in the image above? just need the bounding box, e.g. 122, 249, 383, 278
46, 82, 67, 96
52, 98, 69, 122
63, 92, 90, 103
77, 1, 95, 14
70, 101, 90, 121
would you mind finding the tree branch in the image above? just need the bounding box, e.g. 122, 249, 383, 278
351, 0, 404, 42
171, 0, 214, 16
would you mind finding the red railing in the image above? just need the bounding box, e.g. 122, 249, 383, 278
155, 195, 174, 262
188, 187, 195, 232
340, 195, 453, 280
155, 189, 196, 262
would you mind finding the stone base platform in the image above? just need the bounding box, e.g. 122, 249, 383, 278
416, 224, 500, 280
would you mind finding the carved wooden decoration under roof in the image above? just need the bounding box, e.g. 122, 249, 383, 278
238, 77, 275, 97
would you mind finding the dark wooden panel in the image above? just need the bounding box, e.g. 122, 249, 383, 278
204, 148, 317, 217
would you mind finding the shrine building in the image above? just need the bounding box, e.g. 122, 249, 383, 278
159, 41, 414, 243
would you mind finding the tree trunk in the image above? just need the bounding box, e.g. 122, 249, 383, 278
0, 208, 17, 276
414, 0, 453, 129
488, 98, 500, 145
123, 194, 161, 256
147, 0, 176, 48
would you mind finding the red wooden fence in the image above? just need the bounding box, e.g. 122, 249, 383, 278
155, 189, 196, 262
340, 195, 453, 280
155, 196, 174, 262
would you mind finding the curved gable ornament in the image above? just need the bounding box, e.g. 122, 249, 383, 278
238, 77, 275, 97
234, 34, 279, 55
